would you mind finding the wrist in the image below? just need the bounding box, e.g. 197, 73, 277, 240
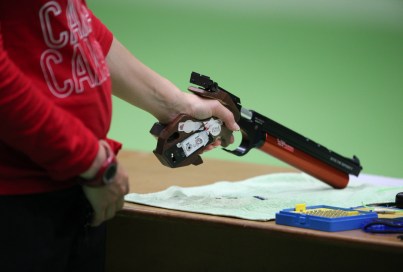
79, 140, 118, 187
149, 78, 186, 124
158, 91, 191, 124
80, 141, 107, 179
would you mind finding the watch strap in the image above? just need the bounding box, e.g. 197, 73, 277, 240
80, 141, 118, 187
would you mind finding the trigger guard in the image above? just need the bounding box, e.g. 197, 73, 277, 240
222, 126, 257, 156
223, 145, 252, 157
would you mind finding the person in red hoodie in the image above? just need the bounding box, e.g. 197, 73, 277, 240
0, 1, 239, 271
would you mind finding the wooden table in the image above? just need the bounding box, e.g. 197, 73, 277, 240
106, 151, 403, 271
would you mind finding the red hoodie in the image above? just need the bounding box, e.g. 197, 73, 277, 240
0, 0, 119, 195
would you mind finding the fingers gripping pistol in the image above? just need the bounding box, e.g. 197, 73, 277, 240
150, 72, 362, 189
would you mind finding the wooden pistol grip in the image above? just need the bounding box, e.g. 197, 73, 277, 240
259, 134, 349, 189
151, 114, 233, 168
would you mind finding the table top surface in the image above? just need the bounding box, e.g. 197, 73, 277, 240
118, 150, 403, 252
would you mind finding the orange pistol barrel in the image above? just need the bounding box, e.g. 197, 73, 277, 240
259, 133, 349, 189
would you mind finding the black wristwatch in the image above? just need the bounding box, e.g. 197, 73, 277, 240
81, 141, 118, 187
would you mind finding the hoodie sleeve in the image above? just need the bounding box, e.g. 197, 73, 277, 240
0, 32, 99, 181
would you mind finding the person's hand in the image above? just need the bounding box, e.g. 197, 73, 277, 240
179, 92, 240, 150
180, 92, 240, 131
80, 140, 129, 227
82, 162, 129, 226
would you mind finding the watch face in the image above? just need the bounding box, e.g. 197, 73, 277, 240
103, 163, 118, 184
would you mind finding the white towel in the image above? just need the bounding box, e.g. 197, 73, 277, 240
125, 173, 403, 221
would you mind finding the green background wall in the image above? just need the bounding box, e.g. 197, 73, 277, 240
88, 0, 403, 178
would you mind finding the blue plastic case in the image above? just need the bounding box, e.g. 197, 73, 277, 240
275, 205, 378, 232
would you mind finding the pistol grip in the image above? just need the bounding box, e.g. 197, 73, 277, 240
150, 114, 232, 168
